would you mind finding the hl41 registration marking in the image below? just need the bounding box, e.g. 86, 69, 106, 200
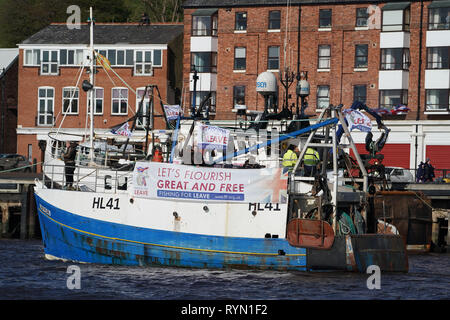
92, 197, 120, 210
248, 203, 281, 212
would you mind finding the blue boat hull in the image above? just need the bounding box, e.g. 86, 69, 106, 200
35, 194, 308, 271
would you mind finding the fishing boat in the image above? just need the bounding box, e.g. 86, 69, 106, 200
34, 9, 408, 272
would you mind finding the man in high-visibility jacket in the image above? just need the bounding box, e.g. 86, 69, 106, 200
304, 147, 320, 176
282, 145, 299, 173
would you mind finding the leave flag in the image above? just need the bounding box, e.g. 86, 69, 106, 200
163, 104, 182, 121
111, 122, 132, 137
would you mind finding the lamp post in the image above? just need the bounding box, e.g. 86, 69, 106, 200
191, 65, 199, 118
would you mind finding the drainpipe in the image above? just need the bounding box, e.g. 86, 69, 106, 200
415, 0, 424, 172
295, 5, 301, 114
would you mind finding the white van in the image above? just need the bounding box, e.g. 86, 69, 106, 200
385, 167, 414, 183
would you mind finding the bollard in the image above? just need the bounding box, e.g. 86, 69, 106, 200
1, 203, 9, 237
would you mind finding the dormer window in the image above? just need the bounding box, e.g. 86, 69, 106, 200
382, 2, 411, 32
41, 50, 59, 75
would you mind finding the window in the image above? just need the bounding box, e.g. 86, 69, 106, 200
60, 49, 84, 66
136, 88, 151, 128
235, 12, 247, 31
382, 6, 410, 31
379, 90, 408, 110
135, 50, 153, 75
353, 85, 367, 104
317, 85, 330, 109
98, 49, 134, 66
192, 91, 216, 114
356, 8, 369, 27
192, 14, 218, 36
319, 9, 332, 28
318, 45, 331, 69
153, 50, 162, 66
88, 87, 104, 115
234, 47, 246, 70
427, 47, 450, 69
62, 87, 79, 114
191, 52, 217, 73
24, 49, 40, 66
355, 44, 368, 68
268, 46, 280, 70
112, 88, 128, 115
269, 10, 281, 30
41, 50, 58, 75
381, 48, 410, 70
233, 86, 246, 107
428, 6, 450, 30
426, 89, 450, 111
107, 50, 116, 65
37, 87, 54, 126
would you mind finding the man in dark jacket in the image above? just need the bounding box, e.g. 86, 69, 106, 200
63, 141, 78, 188
424, 158, 435, 183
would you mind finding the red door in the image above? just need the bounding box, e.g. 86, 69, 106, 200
350, 143, 410, 168
425, 145, 450, 177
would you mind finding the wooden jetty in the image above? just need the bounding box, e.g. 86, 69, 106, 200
0, 172, 41, 239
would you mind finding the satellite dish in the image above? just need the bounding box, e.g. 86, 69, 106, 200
256, 71, 277, 95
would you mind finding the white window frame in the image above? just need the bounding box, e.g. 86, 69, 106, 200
62, 87, 80, 115
134, 50, 153, 76
59, 49, 84, 66
136, 87, 151, 128
87, 87, 104, 115
37, 86, 54, 126
111, 87, 128, 115
316, 85, 330, 110
24, 49, 40, 66
40, 50, 59, 75
318, 45, 331, 70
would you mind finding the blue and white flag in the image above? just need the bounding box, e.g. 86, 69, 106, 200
343, 109, 372, 132
111, 122, 132, 137
163, 104, 182, 121
195, 123, 230, 150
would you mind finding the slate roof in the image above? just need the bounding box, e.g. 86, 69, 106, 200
183, 0, 418, 8
20, 24, 184, 45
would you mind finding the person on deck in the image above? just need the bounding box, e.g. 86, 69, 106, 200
152, 146, 163, 162
303, 147, 320, 177
62, 141, 78, 189
282, 145, 299, 173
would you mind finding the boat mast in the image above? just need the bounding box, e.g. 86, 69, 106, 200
89, 7, 95, 164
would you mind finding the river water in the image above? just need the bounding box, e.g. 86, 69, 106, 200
0, 239, 448, 302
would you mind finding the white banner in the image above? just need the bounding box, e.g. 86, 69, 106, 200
131, 162, 287, 203
195, 123, 230, 150
343, 109, 372, 132
163, 104, 182, 121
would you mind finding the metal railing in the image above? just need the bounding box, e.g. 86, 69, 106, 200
42, 163, 132, 194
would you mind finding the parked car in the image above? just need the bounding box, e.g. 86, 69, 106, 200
0, 154, 31, 172
385, 167, 414, 183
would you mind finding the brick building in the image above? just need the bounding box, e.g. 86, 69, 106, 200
182, 0, 450, 173
16, 23, 183, 167
0, 49, 18, 155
